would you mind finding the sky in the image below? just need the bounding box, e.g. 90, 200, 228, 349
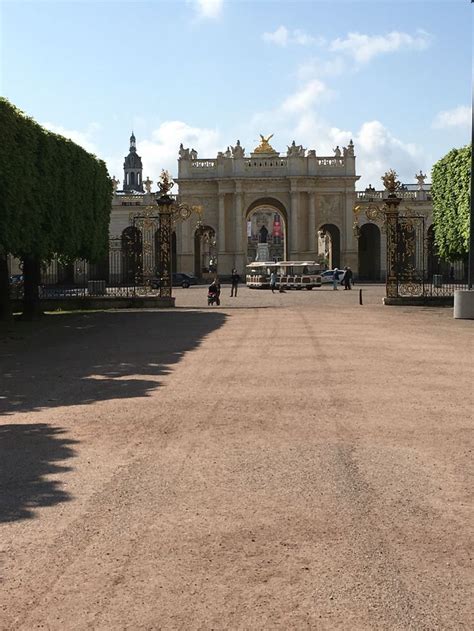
1, 0, 472, 189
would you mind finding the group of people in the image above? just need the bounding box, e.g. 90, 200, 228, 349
208, 269, 240, 305
208, 266, 354, 306
332, 266, 353, 290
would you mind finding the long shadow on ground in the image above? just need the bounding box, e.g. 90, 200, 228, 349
0, 310, 227, 415
0, 423, 77, 522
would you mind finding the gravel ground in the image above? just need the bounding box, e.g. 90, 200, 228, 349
0, 285, 472, 630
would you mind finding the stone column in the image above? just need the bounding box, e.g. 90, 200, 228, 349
235, 191, 243, 253
290, 190, 299, 256
218, 193, 226, 253
308, 192, 316, 254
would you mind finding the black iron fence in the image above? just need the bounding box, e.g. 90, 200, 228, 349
424, 257, 468, 296
9, 237, 163, 300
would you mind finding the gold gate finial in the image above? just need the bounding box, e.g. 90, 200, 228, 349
381, 169, 401, 194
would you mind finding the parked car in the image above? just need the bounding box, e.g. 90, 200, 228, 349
172, 273, 198, 288
9, 274, 24, 297
320, 269, 344, 284
150, 273, 198, 289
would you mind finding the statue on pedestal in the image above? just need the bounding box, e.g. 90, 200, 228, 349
415, 170, 427, 190
231, 140, 245, 158
179, 143, 190, 160
333, 146, 341, 158
111, 176, 120, 193
190, 148, 198, 160
287, 140, 305, 157
253, 133, 277, 154
143, 176, 153, 193
258, 224, 269, 243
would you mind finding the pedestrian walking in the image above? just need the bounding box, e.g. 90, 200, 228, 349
230, 268, 240, 297
332, 267, 339, 290
270, 271, 277, 293
342, 266, 353, 290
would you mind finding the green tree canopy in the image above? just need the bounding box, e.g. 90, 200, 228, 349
0, 98, 112, 262
431, 144, 471, 260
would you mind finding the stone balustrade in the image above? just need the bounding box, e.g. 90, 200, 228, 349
179, 153, 355, 179
191, 160, 217, 169
356, 190, 429, 201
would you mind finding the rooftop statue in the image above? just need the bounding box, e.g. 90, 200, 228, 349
111, 175, 120, 193
231, 139, 245, 158
287, 140, 305, 157
144, 176, 153, 193
333, 146, 341, 158
415, 170, 427, 189
254, 133, 277, 154
179, 143, 190, 160
190, 148, 198, 160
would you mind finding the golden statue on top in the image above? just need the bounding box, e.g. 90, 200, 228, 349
381, 169, 401, 194
254, 133, 277, 154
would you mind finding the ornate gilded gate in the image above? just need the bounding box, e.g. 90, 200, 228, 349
128, 171, 202, 298
386, 210, 426, 298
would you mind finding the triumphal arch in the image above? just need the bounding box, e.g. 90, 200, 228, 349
175, 135, 360, 277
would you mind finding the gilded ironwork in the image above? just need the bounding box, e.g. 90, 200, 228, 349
354, 169, 427, 299
381, 169, 401, 194
154, 171, 203, 298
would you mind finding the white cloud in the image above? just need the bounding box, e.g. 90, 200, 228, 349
263, 25, 289, 46
281, 79, 332, 113
136, 121, 220, 180
192, 0, 223, 19
354, 121, 422, 188
330, 29, 432, 64
432, 105, 471, 129
297, 56, 346, 81
293, 29, 318, 46
262, 26, 320, 47
41, 121, 100, 155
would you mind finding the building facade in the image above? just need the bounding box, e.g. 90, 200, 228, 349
108, 134, 434, 281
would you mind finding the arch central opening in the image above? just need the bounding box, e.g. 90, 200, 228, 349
246, 203, 287, 263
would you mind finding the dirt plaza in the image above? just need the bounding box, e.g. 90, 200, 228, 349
0, 285, 472, 630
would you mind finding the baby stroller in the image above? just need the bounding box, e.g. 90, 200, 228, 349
208, 282, 220, 306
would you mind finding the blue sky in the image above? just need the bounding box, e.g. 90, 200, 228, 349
1, 0, 472, 188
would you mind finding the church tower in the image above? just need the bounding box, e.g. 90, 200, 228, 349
123, 132, 144, 192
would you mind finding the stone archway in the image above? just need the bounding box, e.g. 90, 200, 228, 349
194, 225, 216, 278
245, 198, 288, 263
358, 223, 381, 280
319, 224, 340, 269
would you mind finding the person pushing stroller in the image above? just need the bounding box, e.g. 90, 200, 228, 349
208, 278, 221, 306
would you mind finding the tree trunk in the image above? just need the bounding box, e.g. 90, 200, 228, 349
0, 254, 12, 320
22, 255, 43, 319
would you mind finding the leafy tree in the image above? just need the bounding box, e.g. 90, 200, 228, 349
431, 144, 471, 260
0, 99, 113, 318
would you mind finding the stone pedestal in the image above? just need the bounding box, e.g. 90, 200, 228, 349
255, 243, 270, 261
454, 290, 474, 319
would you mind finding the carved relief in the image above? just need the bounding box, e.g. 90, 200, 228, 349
319, 195, 340, 221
